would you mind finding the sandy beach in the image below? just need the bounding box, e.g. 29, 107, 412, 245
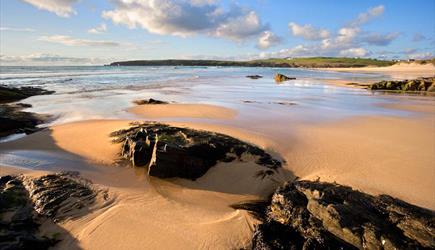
1, 62, 435, 249
2, 89, 434, 249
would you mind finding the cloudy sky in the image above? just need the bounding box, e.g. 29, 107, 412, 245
0, 0, 434, 65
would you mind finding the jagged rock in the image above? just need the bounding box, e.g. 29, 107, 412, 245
246, 75, 263, 79
274, 74, 296, 83
368, 77, 435, 92
237, 180, 435, 249
0, 175, 56, 250
0, 85, 54, 104
111, 123, 282, 180
24, 172, 98, 221
0, 172, 106, 249
0, 85, 54, 138
133, 98, 168, 105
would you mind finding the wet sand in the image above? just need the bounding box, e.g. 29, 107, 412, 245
129, 103, 237, 119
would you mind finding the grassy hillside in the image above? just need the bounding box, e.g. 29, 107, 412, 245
110, 57, 396, 68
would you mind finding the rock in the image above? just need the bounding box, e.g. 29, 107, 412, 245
133, 98, 168, 105
0, 85, 54, 138
246, 75, 263, 79
111, 122, 282, 180
0, 175, 56, 249
0, 85, 54, 104
274, 74, 296, 82
24, 171, 98, 221
0, 172, 107, 249
239, 180, 435, 249
368, 77, 435, 92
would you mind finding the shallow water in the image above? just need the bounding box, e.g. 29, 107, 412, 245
0, 65, 416, 125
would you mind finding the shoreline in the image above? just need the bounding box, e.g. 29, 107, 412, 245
1, 70, 434, 249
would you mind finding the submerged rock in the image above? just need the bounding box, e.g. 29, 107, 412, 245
274, 74, 296, 83
133, 98, 169, 105
0, 172, 108, 250
239, 180, 435, 249
368, 77, 435, 92
246, 75, 263, 79
111, 122, 282, 180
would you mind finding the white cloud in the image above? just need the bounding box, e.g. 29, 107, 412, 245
21, 0, 79, 17
0, 53, 111, 65
38, 35, 121, 47
338, 48, 368, 57
88, 23, 108, 34
102, 0, 267, 41
257, 31, 281, 49
362, 32, 399, 46
288, 22, 329, 41
0, 27, 35, 32
412, 33, 427, 42
350, 5, 384, 26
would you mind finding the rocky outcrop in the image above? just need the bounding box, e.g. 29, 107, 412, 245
237, 180, 435, 249
368, 77, 435, 92
246, 75, 263, 79
274, 74, 296, 83
0, 86, 54, 104
0, 86, 54, 138
133, 98, 169, 105
111, 122, 282, 180
0, 172, 106, 249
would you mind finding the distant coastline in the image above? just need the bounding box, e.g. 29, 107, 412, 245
109, 57, 434, 68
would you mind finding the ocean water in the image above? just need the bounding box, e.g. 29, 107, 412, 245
0, 66, 414, 124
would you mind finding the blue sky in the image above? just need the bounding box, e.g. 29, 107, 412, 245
0, 0, 433, 65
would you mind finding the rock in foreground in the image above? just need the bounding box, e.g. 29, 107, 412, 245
0, 172, 106, 250
111, 122, 282, 180
368, 77, 435, 92
240, 181, 435, 249
0, 85, 54, 104
274, 74, 296, 83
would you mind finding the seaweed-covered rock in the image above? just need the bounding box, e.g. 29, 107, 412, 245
240, 181, 435, 249
368, 77, 435, 92
274, 74, 296, 83
133, 98, 168, 105
111, 122, 282, 180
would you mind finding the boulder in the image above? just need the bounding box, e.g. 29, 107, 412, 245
368, 77, 435, 92
246, 75, 263, 79
111, 123, 282, 180
239, 180, 435, 249
274, 74, 296, 82
133, 98, 168, 105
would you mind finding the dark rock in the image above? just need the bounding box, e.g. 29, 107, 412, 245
0, 172, 105, 249
246, 75, 263, 79
368, 77, 435, 92
0, 175, 56, 250
111, 122, 282, 180
0, 85, 54, 104
133, 98, 169, 105
0, 85, 54, 138
274, 74, 296, 83
240, 180, 435, 249
0, 104, 50, 137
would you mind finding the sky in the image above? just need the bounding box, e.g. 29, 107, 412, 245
0, 0, 434, 65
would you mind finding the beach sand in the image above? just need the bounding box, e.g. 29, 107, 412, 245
129, 103, 237, 119
320, 62, 435, 82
